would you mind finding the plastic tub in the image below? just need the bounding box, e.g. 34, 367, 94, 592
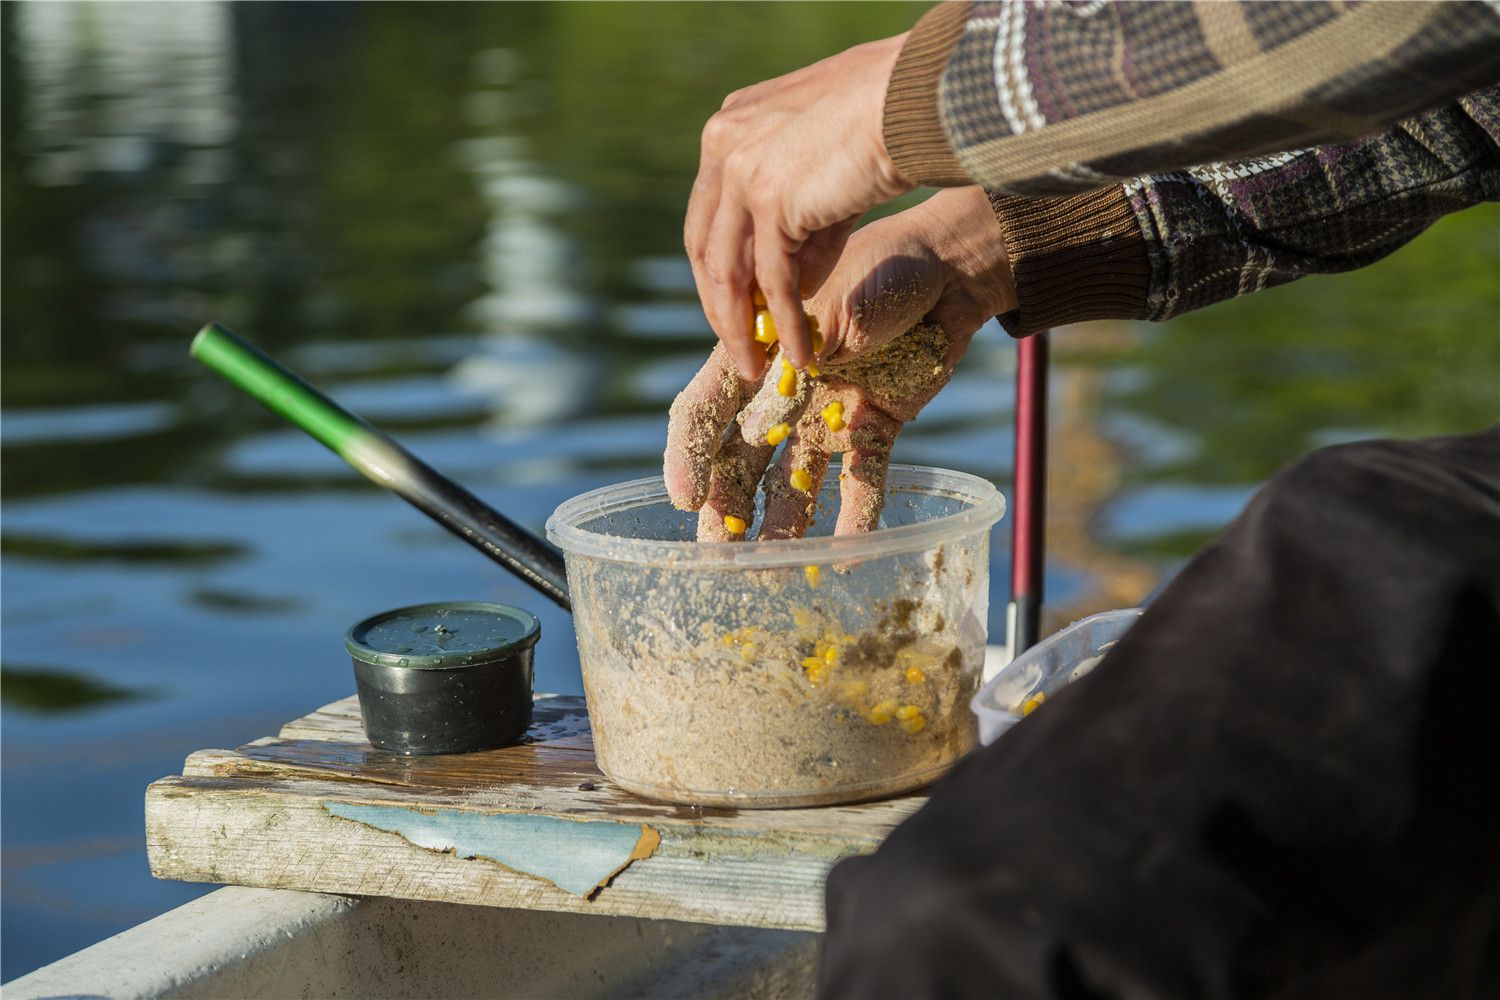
546, 464, 1005, 808
971, 608, 1143, 745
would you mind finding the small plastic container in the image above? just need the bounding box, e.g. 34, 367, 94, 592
971, 607, 1143, 745
346, 601, 540, 755
546, 464, 1005, 808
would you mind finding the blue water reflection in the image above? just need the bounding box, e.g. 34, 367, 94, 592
3, 0, 1496, 980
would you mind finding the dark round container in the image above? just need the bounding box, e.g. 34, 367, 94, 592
345, 601, 540, 755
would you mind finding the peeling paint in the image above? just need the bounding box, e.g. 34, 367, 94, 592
323, 802, 659, 896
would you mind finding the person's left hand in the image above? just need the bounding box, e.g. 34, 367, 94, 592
666, 187, 1015, 541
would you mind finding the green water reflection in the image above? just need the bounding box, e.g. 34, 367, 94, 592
0, 666, 156, 715
1, 0, 1495, 981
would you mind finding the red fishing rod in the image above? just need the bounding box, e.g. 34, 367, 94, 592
1007, 331, 1048, 659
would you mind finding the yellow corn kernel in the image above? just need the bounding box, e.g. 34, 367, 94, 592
866, 699, 899, 725
904, 665, 927, 684
792, 607, 812, 628
899, 715, 927, 734
895, 704, 922, 721
765, 422, 791, 446
804, 564, 821, 589
753, 309, 778, 345
823, 645, 838, 665
777, 360, 797, 397
822, 401, 845, 433
1020, 691, 1047, 716
752, 286, 767, 308
804, 362, 821, 378
801, 656, 826, 672
790, 468, 813, 492
723, 514, 747, 535
740, 642, 758, 660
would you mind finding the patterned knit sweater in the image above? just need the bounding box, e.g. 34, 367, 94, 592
883, 1, 1500, 333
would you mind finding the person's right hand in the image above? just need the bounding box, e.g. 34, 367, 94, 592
685, 33, 916, 382
666, 186, 1016, 541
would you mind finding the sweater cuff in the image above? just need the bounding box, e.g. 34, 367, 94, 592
990, 187, 1152, 336
884, 2, 973, 187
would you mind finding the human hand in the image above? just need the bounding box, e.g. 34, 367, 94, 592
685, 33, 915, 382
666, 187, 1015, 541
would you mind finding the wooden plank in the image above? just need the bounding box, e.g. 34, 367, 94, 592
148, 694, 928, 930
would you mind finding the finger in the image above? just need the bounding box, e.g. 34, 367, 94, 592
793, 217, 860, 300
695, 434, 776, 542
737, 366, 807, 447
664, 346, 757, 511
754, 225, 811, 369
758, 436, 831, 541
683, 163, 721, 283
834, 408, 900, 536
702, 203, 764, 381
686, 167, 760, 376
818, 254, 943, 363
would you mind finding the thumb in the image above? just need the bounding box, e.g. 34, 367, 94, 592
793, 217, 860, 299
808, 244, 946, 362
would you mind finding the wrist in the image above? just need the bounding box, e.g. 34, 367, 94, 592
921, 187, 1017, 319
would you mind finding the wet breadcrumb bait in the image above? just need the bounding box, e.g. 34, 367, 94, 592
723, 514, 747, 536
716, 618, 938, 739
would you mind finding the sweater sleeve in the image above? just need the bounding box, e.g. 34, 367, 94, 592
886, 1, 1500, 197
993, 86, 1500, 335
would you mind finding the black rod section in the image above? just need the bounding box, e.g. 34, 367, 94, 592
191, 323, 571, 611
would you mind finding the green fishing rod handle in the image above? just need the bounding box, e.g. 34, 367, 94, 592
190, 322, 367, 456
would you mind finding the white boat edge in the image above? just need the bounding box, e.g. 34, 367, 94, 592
3, 885, 819, 999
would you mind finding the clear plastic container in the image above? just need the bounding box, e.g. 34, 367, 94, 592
546, 464, 1005, 808
971, 608, 1143, 745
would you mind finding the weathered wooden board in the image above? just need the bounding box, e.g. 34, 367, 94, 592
147, 694, 926, 931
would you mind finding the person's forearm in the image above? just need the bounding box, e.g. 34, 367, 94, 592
887, 1, 1500, 197
993, 86, 1500, 335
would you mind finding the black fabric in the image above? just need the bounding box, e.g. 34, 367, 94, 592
820, 426, 1500, 1000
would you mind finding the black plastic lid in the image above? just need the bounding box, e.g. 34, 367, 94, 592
345, 601, 541, 670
